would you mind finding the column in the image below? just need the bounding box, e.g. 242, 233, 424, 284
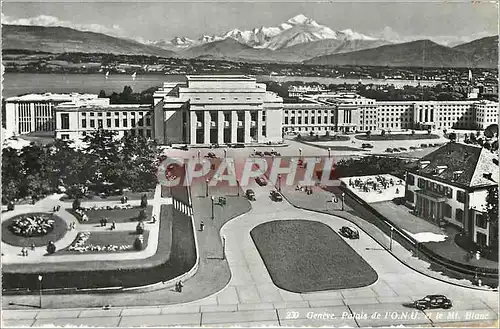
244, 111, 251, 144
189, 111, 197, 145
204, 111, 210, 145
257, 110, 263, 143
30, 103, 35, 133
217, 111, 224, 145
231, 111, 238, 144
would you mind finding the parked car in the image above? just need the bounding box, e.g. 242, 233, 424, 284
270, 190, 283, 202
421, 143, 428, 148
399, 147, 408, 151
255, 176, 268, 186
414, 295, 452, 310
245, 189, 256, 201
339, 226, 359, 239
234, 143, 245, 148
205, 152, 217, 159
264, 151, 272, 156
255, 151, 264, 157
362, 143, 374, 149
271, 151, 281, 156
385, 148, 394, 153
179, 145, 188, 151
409, 146, 418, 150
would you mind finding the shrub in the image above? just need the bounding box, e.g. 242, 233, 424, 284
46, 242, 56, 254
7, 201, 14, 211
136, 221, 145, 234
134, 236, 144, 251
140, 194, 148, 208
72, 198, 81, 210
138, 209, 147, 222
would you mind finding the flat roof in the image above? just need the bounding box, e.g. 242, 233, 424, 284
56, 104, 152, 111
6, 93, 99, 102
186, 75, 255, 81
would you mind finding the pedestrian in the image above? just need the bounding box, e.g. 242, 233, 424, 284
57, 205, 61, 211
152, 215, 156, 224
200, 221, 205, 231
100, 218, 104, 227
177, 280, 183, 293
53, 205, 57, 212
31, 243, 36, 251
111, 221, 116, 230
21, 247, 26, 257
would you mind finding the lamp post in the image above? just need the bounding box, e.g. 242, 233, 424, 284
299, 148, 302, 158
198, 149, 201, 160
223, 148, 227, 158
38, 275, 43, 309
236, 179, 240, 196
211, 196, 215, 220
222, 236, 226, 260
205, 179, 209, 197
278, 174, 282, 192
389, 226, 394, 251
341, 192, 345, 211
327, 148, 331, 159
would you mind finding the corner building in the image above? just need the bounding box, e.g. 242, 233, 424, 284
153, 75, 283, 145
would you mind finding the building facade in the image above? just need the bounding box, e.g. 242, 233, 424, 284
405, 143, 498, 247
153, 75, 283, 145
54, 98, 153, 140
4, 93, 99, 136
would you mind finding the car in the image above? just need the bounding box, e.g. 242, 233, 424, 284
399, 147, 408, 151
205, 152, 217, 159
211, 143, 220, 149
245, 189, 256, 201
385, 148, 394, 153
409, 146, 418, 150
362, 143, 374, 149
264, 151, 272, 156
270, 190, 283, 202
414, 295, 452, 310
421, 143, 428, 148
255, 176, 268, 186
271, 151, 281, 156
234, 143, 245, 148
339, 226, 359, 239
178, 145, 188, 151
255, 151, 264, 157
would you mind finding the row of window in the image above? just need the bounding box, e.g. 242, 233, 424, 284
82, 111, 148, 117
81, 117, 151, 129
413, 176, 454, 199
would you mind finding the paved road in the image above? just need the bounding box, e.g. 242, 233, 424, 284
3, 181, 498, 327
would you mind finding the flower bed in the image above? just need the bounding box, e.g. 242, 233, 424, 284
68, 205, 153, 224
54, 230, 149, 255
2, 213, 67, 247
10, 214, 55, 237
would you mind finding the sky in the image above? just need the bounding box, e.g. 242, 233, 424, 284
2, 1, 499, 46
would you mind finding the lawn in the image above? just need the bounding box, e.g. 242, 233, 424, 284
54, 230, 150, 255
251, 220, 377, 292
2, 213, 68, 247
356, 134, 440, 141
68, 205, 153, 224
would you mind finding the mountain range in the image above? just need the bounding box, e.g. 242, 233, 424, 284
2, 14, 498, 68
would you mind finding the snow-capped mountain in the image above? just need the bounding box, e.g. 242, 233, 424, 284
150, 14, 378, 51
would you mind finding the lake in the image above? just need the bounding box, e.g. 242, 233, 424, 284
2, 73, 440, 98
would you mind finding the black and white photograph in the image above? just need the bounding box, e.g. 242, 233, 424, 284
1, 0, 499, 327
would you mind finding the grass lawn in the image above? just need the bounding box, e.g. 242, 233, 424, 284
356, 134, 440, 141
251, 220, 377, 292
54, 230, 149, 255
68, 205, 153, 224
60, 190, 155, 202
2, 213, 68, 247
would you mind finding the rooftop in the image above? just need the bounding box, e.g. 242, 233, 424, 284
186, 75, 255, 81
409, 142, 498, 189
6, 92, 99, 102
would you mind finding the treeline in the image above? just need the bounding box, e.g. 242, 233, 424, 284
2, 130, 158, 204
99, 86, 157, 104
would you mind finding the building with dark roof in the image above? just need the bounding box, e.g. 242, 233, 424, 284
405, 142, 498, 247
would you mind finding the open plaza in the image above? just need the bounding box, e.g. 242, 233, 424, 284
1, 75, 499, 328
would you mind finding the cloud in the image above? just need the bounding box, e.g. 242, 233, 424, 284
376, 26, 495, 46
1, 13, 124, 37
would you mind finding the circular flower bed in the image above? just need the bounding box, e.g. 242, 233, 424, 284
10, 214, 55, 237
2, 213, 68, 247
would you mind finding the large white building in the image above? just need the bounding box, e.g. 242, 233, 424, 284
4, 93, 99, 136
152, 75, 283, 145
405, 143, 498, 247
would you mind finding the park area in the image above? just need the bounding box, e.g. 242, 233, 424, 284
340, 174, 405, 203
250, 220, 378, 292
68, 205, 154, 224
356, 133, 441, 141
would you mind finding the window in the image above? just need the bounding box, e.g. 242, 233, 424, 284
262, 126, 266, 137
417, 178, 424, 188
146, 130, 152, 138
443, 204, 452, 218
106, 119, 111, 128
90, 120, 95, 128
476, 213, 487, 229
61, 134, 69, 140
98, 112, 103, 117
457, 190, 465, 203
456, 209, 464, 223
123, 119, 128, 127
61, 113, 70, 130
98, 119, 103, 128
81, 119, 87, 128
138, 129, 143, 136
107, 112, 111, 117
285, 117, 289, 125
405, 190, 414, 203
115, 119, 119, 127
131, 118, 136, 127
90, 112, 95, 116
146, 117, 151, 126
476, 232, 487, 246
407, 174, 415, 185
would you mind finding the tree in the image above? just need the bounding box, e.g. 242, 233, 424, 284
134, 236, 144, 250
484, 124, 498, 139
72, 198, 81, 210
98, 90, 106, 98
138, 209, 147, 221
136, 221, 145, 234
485, 187, 498, 248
